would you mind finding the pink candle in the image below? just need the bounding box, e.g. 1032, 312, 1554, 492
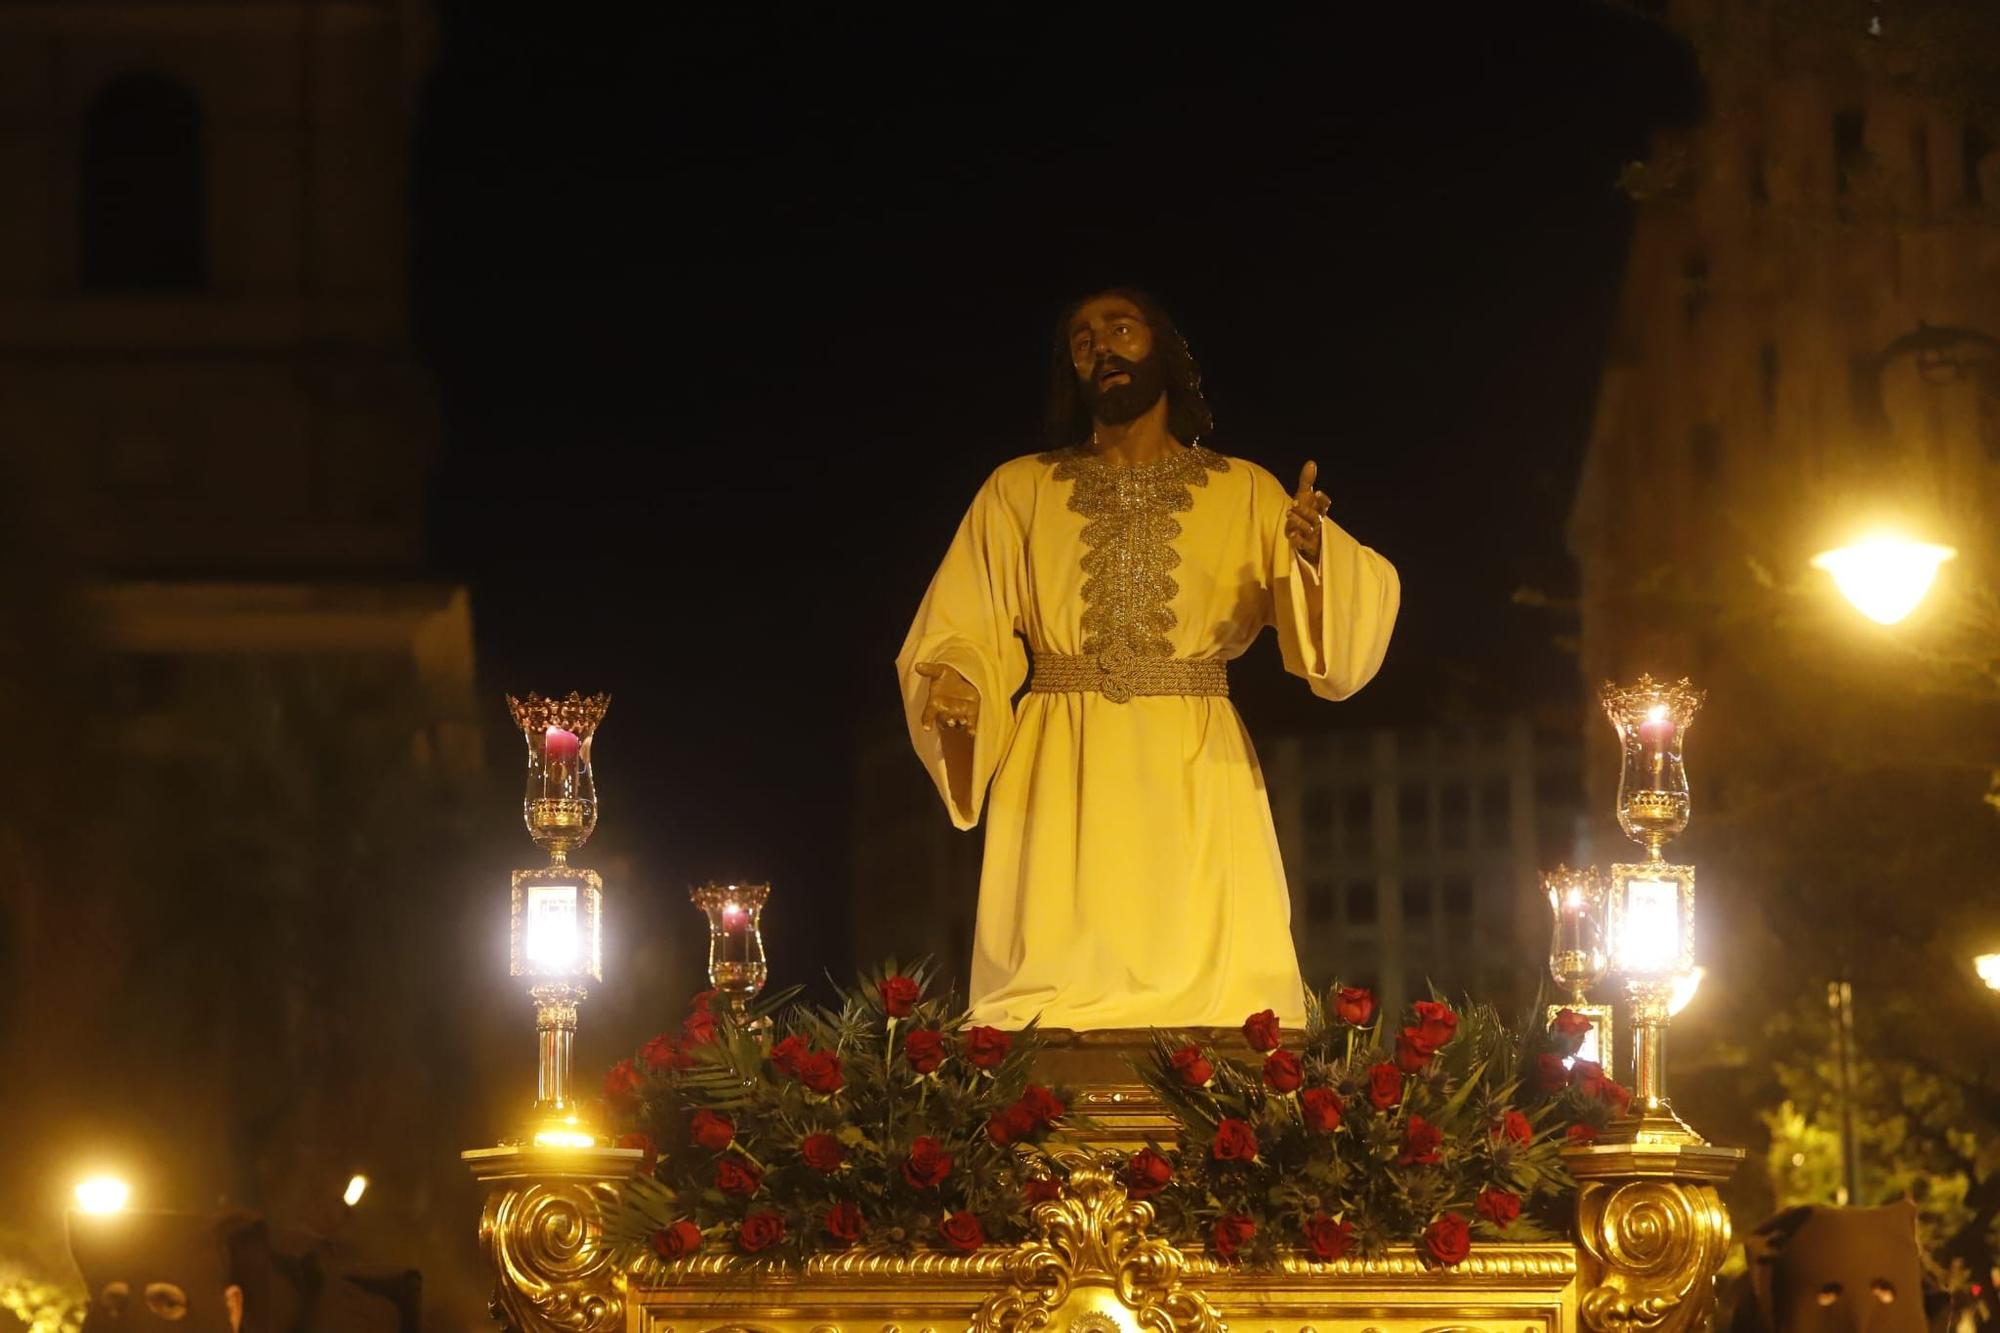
545, 727, 581, 765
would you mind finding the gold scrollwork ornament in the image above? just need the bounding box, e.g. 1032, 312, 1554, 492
1575, 1179, 1734, 1333
973, 1150, 1221, 1333
481, 1180, 625, 1333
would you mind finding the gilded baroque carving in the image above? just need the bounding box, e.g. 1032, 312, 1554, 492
1574, 1180, 1734, 1333
972, 1150, 1221, 1333
480, 1180, 625, 1333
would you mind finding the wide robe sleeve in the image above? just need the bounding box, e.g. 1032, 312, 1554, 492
1262, 468, 1401, 702
895, 469, 1029, 830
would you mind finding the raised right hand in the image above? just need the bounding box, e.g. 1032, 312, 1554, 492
914, 662, 979, 735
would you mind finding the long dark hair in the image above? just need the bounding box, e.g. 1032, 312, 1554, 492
1044, 288, 1215, 450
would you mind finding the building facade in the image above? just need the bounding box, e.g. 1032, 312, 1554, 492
0, 0, 467, 698
1264, 721, 1583, 1022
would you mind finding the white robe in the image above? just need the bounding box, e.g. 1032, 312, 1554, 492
896, 445, 1399, 1029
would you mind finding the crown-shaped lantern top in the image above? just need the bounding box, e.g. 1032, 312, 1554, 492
507, 691, 612, 738
507, 692, 611, 860
1600, 675, 1704, 861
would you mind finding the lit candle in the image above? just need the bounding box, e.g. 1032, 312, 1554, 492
544, 727, 580, 793
1638, 705, 1672, 786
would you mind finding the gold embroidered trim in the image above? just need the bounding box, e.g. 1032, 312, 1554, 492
1045, 445, 1230, 704
1028, 652, 1229, 700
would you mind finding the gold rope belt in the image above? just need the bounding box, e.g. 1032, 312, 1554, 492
1028, 651, 1229, 703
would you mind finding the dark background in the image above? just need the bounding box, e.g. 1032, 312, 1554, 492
416, 4, 1696, 990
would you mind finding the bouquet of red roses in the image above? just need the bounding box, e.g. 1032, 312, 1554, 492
1129, 986, 1628, 1268
600, 961, 1071, 1270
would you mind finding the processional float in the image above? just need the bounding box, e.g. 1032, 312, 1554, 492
463, 679, 1741, 1333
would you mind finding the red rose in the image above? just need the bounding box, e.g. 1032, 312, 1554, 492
1170, 1044, 1214, 1087
964, 1025, 1012, 1069
987, 1103, 1037, 1146
1493, 1109, 1532, 1146
939, 1211, 986, 1252
1242, 1009, 1283, 1052
1411, 1000, 1459, 1048
1368, 1062, 1403, 1110
1124, 1148, 1173, 1200
823, 1199, 864, 1245
801, 1132, 845, 1172
1571, 1059, 1610, 1098
1605, 1080, 1633, 1115
690, 988, 717, 1013
1533, 1052, 1571, 1094
1395, 1027, 1438, 1073
1263, 1049, 1304, 1093
648, 1220, 702, 1260
715, 1156, 762, 1197
640, 1032, 689, 1072
1210, 1117, 1259, 1162
903, 1135, 953, 1189
1476, 1188, 1522, 1230
603, 1058, 642, 1110
1211, 1213, 1256, 1258
904, 1028, 945, 1074
681, 1007, 718, 1047
1023, 1177, 1063, 1205
690, 1108, 735, 1151
880, 974, 922, 1018
1423, 1211, 1472, 1267
796, 1050, 844, 1095
770, 1034, 808, 1076
1552, 1008, 1593, 1042
1334, 986, 1376, 1026
1302, 1212, 1355, 1261
616, 1130, 658, 1171
1566, 1122, 1600, 1145
738, 1210, 785, 1253
1301, 1086, 1344, 1133
1020, 1083, 1066, 1123
1397, 1113, 1443, 1166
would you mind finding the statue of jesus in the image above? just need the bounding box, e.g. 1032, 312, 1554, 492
896, 290, 1400, 1030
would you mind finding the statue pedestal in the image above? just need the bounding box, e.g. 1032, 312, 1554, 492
1032, 1028, 1261, 1152
462, 1072, 1742, 1333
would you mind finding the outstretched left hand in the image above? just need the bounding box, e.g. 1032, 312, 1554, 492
1285, 460, 1331, 564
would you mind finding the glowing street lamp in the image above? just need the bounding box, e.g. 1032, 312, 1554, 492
1975, 953, 2000, 991
1811, 535, 1956, 625
73, 1176, 129, 1216
342, 1175, 368, 1207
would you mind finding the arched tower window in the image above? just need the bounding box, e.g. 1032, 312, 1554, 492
81, 72, 206, 292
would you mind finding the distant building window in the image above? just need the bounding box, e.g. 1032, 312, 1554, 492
1680, 249, 1709, 321
1398, 783, 1429, 834
1442, 877, 1473, 919
1911, 121, 1932, 211
1403, 879, 1433, 921
1480, 778, 1511, 848
1834, 107, 1867, 202
1306, 880, 1334, 923
82, 72, 206, 291
1302, 785, 1334, 855
1964, 124, 1993, 207
1343, 786, 1374, 854
1345, 882, 1377, 926
1439, 783, 1469, 851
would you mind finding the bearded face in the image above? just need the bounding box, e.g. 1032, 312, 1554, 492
1080, 344, 1170, 427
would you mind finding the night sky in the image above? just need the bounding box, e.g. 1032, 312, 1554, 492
414, 6, 1697, 984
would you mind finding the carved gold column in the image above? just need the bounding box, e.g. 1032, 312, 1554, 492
464, 1143, 641, 1333
1567, 1138, 1742, 1333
